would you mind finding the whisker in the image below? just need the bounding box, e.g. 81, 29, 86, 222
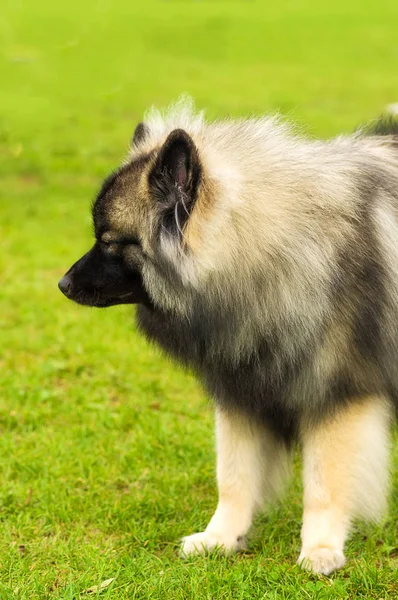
174, 201, 185, 241
180, 192, 190, 218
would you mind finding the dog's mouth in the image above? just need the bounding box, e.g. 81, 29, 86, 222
58, 277, 153, 308
92, 290, 152, 308
93, 292, 134, 308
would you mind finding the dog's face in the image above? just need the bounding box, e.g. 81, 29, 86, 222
58, 125, 203, 310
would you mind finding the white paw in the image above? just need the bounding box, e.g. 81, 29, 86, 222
298, 547, 346, 575
180, 531, 246, 557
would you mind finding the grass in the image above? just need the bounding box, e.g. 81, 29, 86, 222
0, 0, 397, 597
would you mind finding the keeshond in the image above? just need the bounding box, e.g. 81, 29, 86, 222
59, 98, 398, 574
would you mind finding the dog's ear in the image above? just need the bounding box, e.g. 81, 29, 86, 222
149, 129, 201, 237
149, 129, 201, 200
131, 122, 149, 147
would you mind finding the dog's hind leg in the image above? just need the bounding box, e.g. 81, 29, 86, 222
298, 395, 392, 575
180, 406, 291, 556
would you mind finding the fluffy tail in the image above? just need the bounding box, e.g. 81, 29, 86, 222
361, 105, 398, 137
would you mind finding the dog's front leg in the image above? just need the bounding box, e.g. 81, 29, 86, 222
181, 406, 290, 556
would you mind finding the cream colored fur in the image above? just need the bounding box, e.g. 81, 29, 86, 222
181, 407, 291, 557
181, 398, 392, 575
299, 396, 392, 574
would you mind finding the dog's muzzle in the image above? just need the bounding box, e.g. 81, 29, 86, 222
58, 244, 152, 307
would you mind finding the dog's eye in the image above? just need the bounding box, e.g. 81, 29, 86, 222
116, 236, 141, 248
100, 237, 141, 249
126, 237, 141, 247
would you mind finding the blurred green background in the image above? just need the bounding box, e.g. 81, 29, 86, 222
0, 1, 397, 598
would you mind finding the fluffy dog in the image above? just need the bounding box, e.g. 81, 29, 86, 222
59, 98, 398, 574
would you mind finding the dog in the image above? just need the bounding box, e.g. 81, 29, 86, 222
59, 97, 398, 575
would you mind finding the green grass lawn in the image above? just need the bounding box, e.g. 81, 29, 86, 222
1, 0, 397, 597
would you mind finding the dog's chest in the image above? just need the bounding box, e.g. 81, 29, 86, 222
136, 305, 302, 440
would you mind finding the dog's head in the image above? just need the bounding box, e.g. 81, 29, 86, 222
58, 115, 214, 312
58, 99, 294, 322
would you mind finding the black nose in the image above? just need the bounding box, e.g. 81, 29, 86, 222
58, 275, 72, 297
